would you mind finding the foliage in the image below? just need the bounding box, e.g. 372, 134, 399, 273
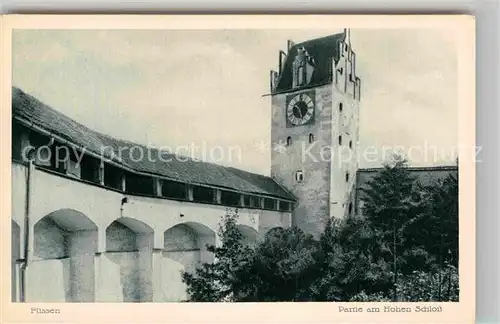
248, 226, 319, 301
181, 208, 254, 302
182, 154, 459, 302
406, 172, 459, 268
396, 263, 459, 302
349, 291, 392, 302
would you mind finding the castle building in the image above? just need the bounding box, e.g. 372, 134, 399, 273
10, 30, 456, 303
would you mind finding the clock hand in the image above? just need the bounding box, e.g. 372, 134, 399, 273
294, 105, 304, 118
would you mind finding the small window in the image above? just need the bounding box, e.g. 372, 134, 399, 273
338, 135, 342, 145
279, 201, 292, 212
345, 172, 350, 182
339, 103, 343, 113
162, 180, 187, 200
126, 172, 155, 196
192, 185, 215, 204
286, 136, 292, 146
264, 198, 277, 210
348, 202, 353, 215
251, 196, 260, 208
296, 170, 304, 183
349, 140, 353, 149
308, 133, 314, 143
221, 190, 241, 206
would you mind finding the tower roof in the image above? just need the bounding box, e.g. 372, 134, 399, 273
274, 32, 346, 94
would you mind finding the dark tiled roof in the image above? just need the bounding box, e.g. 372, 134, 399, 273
274, 33, 346, 93
12, 87, 296, 201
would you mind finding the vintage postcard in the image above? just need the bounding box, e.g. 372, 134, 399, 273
1, 15, 475, 323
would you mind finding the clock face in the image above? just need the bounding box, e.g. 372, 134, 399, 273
286, 93, 315, 126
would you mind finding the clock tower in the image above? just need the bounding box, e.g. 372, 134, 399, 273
269, 30, 361, 238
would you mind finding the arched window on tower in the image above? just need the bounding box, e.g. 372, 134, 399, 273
339, 103, 343, 113
297, 65, 304, 86
345, 172, 350, 182
308, 133, 314, 143
286, 136, 292, 146
349, 140, 353, 149
338, 135, 342, 145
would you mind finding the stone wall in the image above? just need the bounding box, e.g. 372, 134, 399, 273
11, 162, 292, 302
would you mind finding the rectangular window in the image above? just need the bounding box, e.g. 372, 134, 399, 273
49, 142, 69, 174
279, 201, 292, 212
192, 185, 215, 204
221, 190, 241, 206
246, 196, 260, 208
80, 154, 101, 183
264, 198, 277, 210
66, 149, 82, 179
104, 163, 123, 190
126, 172, 155, 196
11, 122, 26, 161
161, 180, 187, 200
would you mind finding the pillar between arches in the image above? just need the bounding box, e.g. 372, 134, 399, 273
96, 226, 106, 253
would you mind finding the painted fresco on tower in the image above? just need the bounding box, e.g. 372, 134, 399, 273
6, 19, 473, 310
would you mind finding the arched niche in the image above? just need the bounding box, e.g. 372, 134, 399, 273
103, 217, 154, 302
32, 209, 98, 302
236, 224, 259, 248
161, 222, 216, 302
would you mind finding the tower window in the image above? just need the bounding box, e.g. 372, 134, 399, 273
286, 136, 292, 146
297, 65, 304, 86
296, 170, 304, 183
338, 135, 342, 145
308, 133, 315, 143
339, 103, 343, 113
349, 140, 353, 149
348, 202, 353, 215
345, 172, 350, 182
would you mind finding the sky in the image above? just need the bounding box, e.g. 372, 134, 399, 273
12, 28, 458, 175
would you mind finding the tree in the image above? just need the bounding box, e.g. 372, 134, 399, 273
358, 154, 420, 300
401, 171, 459, 301
417, 172, 459, 267
181, 208, 254, 302
249, 226, 318, 301
396, 263, 459, 302
182, 158, 459, 302
335, 212, 394, 300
